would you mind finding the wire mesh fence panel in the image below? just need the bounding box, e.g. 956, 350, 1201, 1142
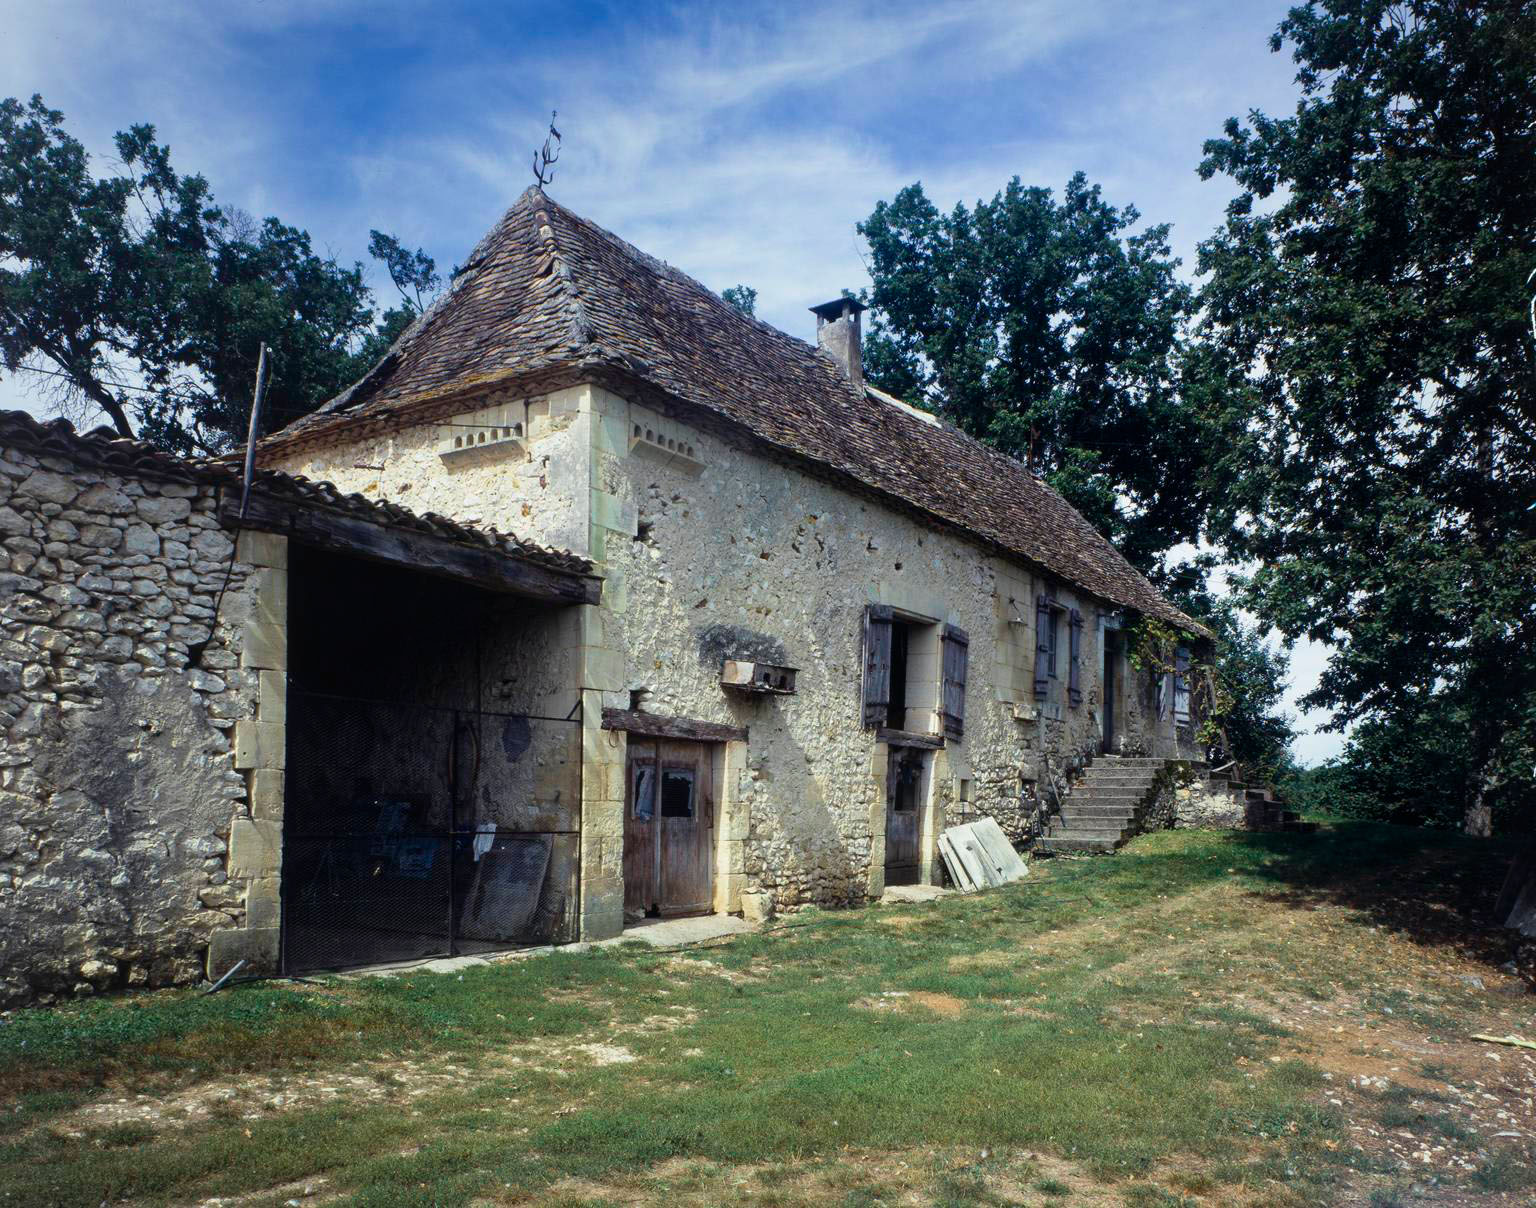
282, 689, 580, 973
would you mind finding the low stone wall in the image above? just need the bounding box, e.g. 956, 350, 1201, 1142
1169, 765, 1245, 829
0, 440, 260, 1007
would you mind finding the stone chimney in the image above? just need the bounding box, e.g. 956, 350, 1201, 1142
810, 296, 866, 389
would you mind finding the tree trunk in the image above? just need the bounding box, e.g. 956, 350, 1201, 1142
1463, 712, 1501, 838
79, 377, 135, 439
1465, 791, 1493, 838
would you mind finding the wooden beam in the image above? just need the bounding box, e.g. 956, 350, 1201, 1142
876, 727, 945, 750
222, 492, 600, 605
601, 708, 747, 744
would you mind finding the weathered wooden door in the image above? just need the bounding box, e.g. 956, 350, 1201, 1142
623, 740, 714, 920
884, 747, 924, 886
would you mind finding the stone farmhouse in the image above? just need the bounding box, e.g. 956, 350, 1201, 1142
1, 187, 1229, 1006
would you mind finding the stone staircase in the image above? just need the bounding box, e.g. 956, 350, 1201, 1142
1035, 757, 1316, 855
1036, 756, 1165, 854
1209, 767, 1316, 834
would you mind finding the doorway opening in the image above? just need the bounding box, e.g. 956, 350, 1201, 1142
280, 545, 582, 973
884, 745, 927, 886
1102, 629, 1122, 755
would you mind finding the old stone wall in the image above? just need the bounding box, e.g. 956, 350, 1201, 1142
268, 380, 1201, 921
583, 387, 1194, 906
0, 442, 262, 1007
273, 385, 593, 561
1171, 768, 1246, 829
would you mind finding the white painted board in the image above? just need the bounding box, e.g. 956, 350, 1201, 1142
938, 818, 1027, 892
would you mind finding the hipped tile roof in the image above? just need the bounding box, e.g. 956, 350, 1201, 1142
269, 188, 1202, 634
0, 409, 591, 577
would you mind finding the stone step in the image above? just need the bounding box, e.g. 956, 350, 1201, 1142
1080, 774, 1158, 787
1245, 788, 1274, 802
1071, 791, 1148, 804
1037, 835, 1124, 854
1058, 820, 1135, 833
1048, 820, 1129, 839
1060, 805, 1139, 820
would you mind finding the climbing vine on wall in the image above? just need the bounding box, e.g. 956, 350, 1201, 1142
1124, 616, 1231, 757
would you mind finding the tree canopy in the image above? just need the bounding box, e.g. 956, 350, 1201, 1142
858, 174, 1210, 583
0, 95, 438, 454
1194, 0, 1536, 834
722, 284, 757, 317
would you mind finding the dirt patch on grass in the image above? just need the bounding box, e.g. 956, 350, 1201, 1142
908, 991, 967, 1016
38, 1032, 648, 1143
662, 955, 760, 985
623, 1006, 701, 1034
200, 1174, 338, 1206
508, 1146, 1301, 1207
947, 948, 1021, 972
39, 1057, 479, 1141
851, 990, 967, 1016
562, 1042, 638, 1066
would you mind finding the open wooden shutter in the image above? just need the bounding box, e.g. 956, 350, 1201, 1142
1173, 645, 1191, 722
1068, 609, 1083, 708
940, 624, 969, 740
862, 605, 893, 728
1033, 595, 1051, 700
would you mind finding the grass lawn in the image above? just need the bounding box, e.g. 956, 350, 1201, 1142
1, 823, 1533, 1207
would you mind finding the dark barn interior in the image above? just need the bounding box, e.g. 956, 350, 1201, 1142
281, 544, 582, 972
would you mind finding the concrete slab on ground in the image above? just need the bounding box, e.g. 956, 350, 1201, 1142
342, 913, 756, 981
880, 884, 954, 905
604, 914, 756, 947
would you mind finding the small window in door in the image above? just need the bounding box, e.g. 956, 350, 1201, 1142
633, 765, 656, 820
660, 768, 696, 817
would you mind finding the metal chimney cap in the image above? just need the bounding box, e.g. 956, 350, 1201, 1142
809, 296, 867, 322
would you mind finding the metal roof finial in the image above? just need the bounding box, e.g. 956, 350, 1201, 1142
532, 111, 561, 190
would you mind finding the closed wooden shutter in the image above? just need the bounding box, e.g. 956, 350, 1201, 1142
1173, 645, 1191, 722
1033, 595, 1051, 700
862, 605, 893, 728
1068, 609, 1083, 708
940, 624, 969, 740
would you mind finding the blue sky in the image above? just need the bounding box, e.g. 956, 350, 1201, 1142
0, 0, 1345, 762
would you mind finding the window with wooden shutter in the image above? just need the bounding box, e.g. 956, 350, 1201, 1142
940, 624, 969, 740
1033, 594, 1051, 700
1068, 609, 1083, 708
862, 605, 893, 728
1173, 645, 1191, 723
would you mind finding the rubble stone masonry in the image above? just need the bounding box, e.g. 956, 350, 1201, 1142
0, 440, 265, 1007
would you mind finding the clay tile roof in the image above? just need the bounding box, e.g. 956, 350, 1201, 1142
0, 409, 592, 577
269, 187, 1203, 634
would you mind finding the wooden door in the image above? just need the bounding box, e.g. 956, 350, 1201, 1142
884, 747, 924, 886
623, 740, 714, 920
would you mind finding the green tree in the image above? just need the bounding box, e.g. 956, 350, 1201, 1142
858, 174, 1207, 579
1198, 600, 1296, 785
722, 284, 757, 317
353, 230, 441, 370
1195, 1, 1536, 835
0, 94, 433, 454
